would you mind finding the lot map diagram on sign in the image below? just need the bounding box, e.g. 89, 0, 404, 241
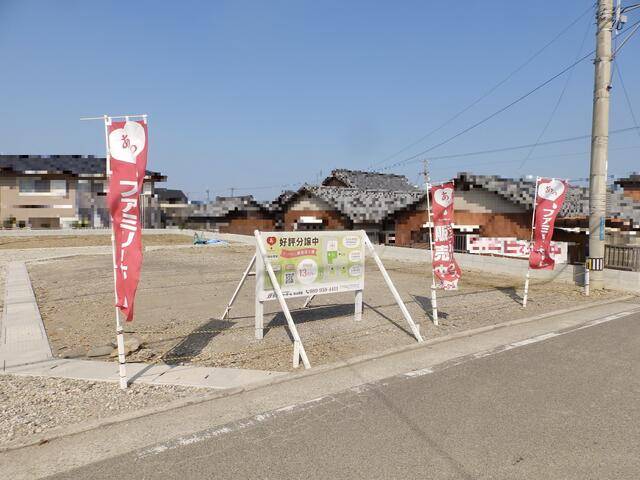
257, 231, 365, 301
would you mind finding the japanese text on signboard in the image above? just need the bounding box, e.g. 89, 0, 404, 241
257, 231, 365, 301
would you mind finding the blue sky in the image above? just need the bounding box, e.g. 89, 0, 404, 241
0, 0, 638, 200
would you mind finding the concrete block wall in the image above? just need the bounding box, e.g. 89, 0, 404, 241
1, 229, 636, 293
211, 232, 640, 294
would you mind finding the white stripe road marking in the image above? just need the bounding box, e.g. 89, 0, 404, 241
137, 396, 328, 459
404, 308, 640, 379
509, 332, 560, 347
404, 367, 434, 378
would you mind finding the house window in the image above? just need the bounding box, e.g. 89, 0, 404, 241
19, 178, 50, 193
50, 180, 67, 195
18, 178, 67, 196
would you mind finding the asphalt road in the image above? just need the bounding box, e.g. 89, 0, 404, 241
51, 312, 640, 479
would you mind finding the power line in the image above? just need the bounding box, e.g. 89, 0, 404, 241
613, 17, 640, 56
614, 59, 640, 138
427, 144, 640, 172
399, 126, 640, 165
381, 49, 596, 172
366, 3, 596, 170
518, 11, 594, 170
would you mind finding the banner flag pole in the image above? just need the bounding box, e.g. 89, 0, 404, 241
103, 115, 128, 390
423, 160, 439, 325
523, 176, 540, 308
253, 230, 311, 369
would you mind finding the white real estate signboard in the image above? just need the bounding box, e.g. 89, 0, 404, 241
255, 231, 365, 301
222, 230, 423, 369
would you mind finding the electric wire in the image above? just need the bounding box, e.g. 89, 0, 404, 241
429, 145, 640, 177
398, 126, 639, 165
381, 49, 596, 172
200, 126, 640, 197
613, 18, 640, 56
379, 13, 640, 174
427, 145, 640, 173
366, 3, 597, 170
614, 59, 640, 138
518, 12, 594, 170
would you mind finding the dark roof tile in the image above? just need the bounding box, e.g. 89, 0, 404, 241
0, 155, 164, 179
324, 169, 420, 192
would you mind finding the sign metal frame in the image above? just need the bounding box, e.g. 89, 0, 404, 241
222, 230, 423, 369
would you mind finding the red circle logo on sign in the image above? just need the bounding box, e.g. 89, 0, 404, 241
266, 236, 277, 246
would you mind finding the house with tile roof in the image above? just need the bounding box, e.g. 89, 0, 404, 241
274, 170, 425, 243
185, 195, 276, 234
389, 172, 640, 255
279, 169, 545, 246
322, 169, 421, 192
0, 155, 165, 229
280, 184, 424, 242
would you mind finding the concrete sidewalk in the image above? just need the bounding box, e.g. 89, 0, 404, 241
0, 262, 52, 369
0, 261, 284, 388
4, 298, 640, 479
4, 359, 285, 389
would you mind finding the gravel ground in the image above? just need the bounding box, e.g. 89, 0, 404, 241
0, 238, 204, 449
0, 234, 190, 250
0, 240, 626, 448
0, 374, 204, 446
28, 244, 622, 372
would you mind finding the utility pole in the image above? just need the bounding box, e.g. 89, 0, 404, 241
588, 0, 614, 290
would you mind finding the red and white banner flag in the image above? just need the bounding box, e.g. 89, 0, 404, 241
106, 120, 148, 321
529, 178, 567, 270
430, 182, 461, 290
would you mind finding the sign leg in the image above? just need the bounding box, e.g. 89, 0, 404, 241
254, 230, 311, 368
363, 234, 423, 342
222, 254, 256, 320
254, 249, 264, 339
302, 295, 315, 309
255, 300, 264, 340
293, 341, 300, 369
354, 289, 363, 322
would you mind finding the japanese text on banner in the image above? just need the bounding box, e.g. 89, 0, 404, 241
430, 182, 461, 290
529, 178, 567, 270
106, 120, 148, 321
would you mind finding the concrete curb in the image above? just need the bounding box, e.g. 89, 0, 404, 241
1, 260, 283, 388
1, 293, 635, 453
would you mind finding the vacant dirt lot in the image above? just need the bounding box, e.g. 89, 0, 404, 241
28, 244, 621, 372
0, 234, 191, 249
